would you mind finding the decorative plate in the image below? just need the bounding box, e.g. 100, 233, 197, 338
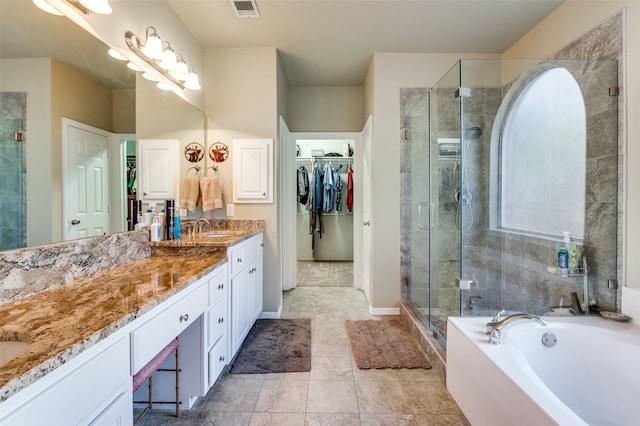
209, 142, 229, 163
600, 311, 631, 322
184, 142, 204, 163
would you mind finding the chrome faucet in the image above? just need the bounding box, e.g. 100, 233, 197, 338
485, 313, 548, 345
187, 218, 212, 237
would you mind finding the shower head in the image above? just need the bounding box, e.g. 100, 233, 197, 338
464, 126, 483, 142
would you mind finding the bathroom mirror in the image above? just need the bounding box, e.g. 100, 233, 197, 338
0, 0, 205, 250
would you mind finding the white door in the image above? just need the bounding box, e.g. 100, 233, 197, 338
279, 118, 297, 291
361, 117, 373, 300
63, 119, 110, 241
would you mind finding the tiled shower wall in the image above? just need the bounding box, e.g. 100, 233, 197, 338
0, 92, 27, 251
401, 11, 624, 317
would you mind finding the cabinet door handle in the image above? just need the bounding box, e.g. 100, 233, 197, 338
218, 317, 224, 324
237, 258, 242, 263
218, 284, 224, 290
219, 355, 225, 362
180, 314, 189, 322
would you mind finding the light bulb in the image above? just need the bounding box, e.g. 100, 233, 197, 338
160, 47, 177, 71
142, 72, 157, 82
33, 0, 63, 15
78, 0, 112, 14
141, 29, 163, 60
108, 48, 126, 61
157, 82, 172, 91
127, 62, 142, 72
173, 59, 189, 81
184, 71, 201, 90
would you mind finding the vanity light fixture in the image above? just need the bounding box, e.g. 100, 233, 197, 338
33, 0, 112, 15
108, 48, 126, 61
124, 28, 201, 91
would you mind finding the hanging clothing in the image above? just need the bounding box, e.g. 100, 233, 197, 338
297, 166, 309, 205
347, 166, 354, 212
322, 162, 334, 212
311, 165, 324, 213
335, 164, 343, 212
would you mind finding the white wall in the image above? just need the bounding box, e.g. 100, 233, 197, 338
205, 47, 281, 314
287, 86, 364, 132
502, 2, 640, 295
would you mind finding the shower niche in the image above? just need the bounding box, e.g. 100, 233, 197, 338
401, 59, 620, 349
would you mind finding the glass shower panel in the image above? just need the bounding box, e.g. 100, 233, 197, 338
0, 111, 24, 251
429, 62, 462, 343
402, 90, 431, 327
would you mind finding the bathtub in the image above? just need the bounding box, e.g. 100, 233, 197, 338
447, 316, 640, 425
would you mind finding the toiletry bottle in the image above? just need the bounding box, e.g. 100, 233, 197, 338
165, 199, 175, 240
566, 233, 579, 270
158, 209, 166, 240
143, 208, 153, 227
150, 216, 162, 242
174, 203, 181, 239
558, 242, 568, 278
134, 214, 146, 230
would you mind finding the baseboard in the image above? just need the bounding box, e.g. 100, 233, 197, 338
369, 307, 400, 316
258, 304, 282, 319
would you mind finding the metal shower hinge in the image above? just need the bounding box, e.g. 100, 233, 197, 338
609, 87, 620, 96
14, 132, 22, 141
608, 279, 619, 289
455, 87, 471, 98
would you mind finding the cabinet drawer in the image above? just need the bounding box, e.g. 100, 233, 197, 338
131, 282, 207, 373
208, 267, 227, 306
230, 234, 263, 276
243, 234, 263, 264
206, 297, 226, 348
208, 335, 228, 388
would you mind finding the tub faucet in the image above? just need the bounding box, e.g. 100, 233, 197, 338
485, 313, 548, 345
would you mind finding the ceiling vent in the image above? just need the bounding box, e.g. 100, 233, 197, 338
230, 0, 260, 18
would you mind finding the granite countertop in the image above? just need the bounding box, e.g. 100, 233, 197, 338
0, 255, 225, 403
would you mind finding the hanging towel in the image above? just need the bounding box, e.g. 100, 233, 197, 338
181, 176, 200, 212
201, 175, 223, 212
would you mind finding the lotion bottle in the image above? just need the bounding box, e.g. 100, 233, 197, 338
150, 216, 162, 241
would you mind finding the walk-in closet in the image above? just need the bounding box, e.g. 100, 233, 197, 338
295, 139, 355, 287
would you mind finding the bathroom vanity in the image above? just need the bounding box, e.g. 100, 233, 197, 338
0, 221, 264, 425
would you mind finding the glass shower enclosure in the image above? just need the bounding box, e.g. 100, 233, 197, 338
402, 59, 620, 349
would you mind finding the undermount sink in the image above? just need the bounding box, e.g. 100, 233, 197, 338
0, 331, 31, 367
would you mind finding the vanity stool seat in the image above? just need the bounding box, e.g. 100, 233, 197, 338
132, 337, 180, 424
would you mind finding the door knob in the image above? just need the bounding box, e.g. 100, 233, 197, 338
71, 219, 81, 225
363, 221, 370, 226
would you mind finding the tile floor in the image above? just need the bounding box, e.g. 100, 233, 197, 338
137, 286, 469, 425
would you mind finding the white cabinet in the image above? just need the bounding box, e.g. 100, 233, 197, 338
204, 266, 228, 390
229, 233, 264, 355
0, 334, 131, 426
138, 139, 179, 201
232, 139, 273, 203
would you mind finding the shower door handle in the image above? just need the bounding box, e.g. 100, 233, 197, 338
418, 202, 434, 230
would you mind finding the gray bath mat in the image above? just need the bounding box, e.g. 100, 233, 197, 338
231, 319, 312, 374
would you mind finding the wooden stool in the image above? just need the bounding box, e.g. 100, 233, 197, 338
132, 337, 180, 424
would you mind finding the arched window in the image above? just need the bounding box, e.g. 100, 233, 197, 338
498, 67, 586, 239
